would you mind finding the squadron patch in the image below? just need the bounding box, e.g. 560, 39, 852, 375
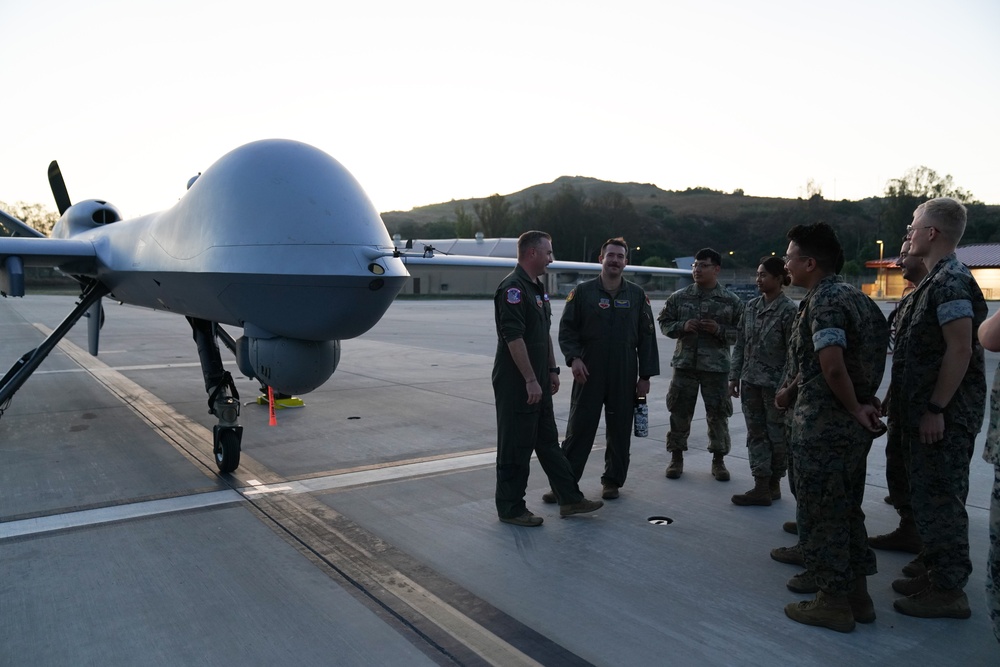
505, 287, 522, 304
536, 295, 543, 308
599, 298, 610, 309
566, 289, 576, 302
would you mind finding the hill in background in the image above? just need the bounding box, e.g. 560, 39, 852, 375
381, 176, 1000, 272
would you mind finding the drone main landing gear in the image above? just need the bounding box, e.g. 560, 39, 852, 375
209, 374, 242, 473
188, 316, 244, 473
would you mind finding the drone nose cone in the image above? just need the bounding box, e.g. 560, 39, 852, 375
154, 139, 393, 255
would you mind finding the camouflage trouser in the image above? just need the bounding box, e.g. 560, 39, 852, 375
987, 465, 1000, 643
739, 382, 787, 479
666, 369, 732, 455
902, 427, 974, 590
885, 419, 913, 520
793, 436, 877, 595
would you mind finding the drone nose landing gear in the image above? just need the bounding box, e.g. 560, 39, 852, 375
209, 376, 243, 473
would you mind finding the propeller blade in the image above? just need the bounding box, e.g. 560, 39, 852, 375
48, 160, 72, 215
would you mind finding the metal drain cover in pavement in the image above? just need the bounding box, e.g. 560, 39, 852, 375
647, 516, 674, 526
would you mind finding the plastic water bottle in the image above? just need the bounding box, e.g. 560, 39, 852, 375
634, 395, 648, 438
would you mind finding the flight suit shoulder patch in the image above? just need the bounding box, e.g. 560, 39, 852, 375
505, 287, 522, 304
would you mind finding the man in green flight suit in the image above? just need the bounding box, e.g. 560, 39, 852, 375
493, 230, 604, 527
544, 237, 659, 502
658, 248, 744, 481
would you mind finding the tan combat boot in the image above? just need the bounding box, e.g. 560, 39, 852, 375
785, 591, 856, 633
893, 584, 972, 619
731, 476, 772, 506
665, 451, 684, 479
769, 474, 782, 500
869, 517, 922, 553
711, 453, 730, 481
848, 576, 876, 624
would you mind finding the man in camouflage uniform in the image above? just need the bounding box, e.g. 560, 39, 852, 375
728, 256, 798, 506
658, 248, 743, 481
781, 223, 888, 634
976, 309, 1000, 643
870, 238, 928, 561
889, 198, 986, 620
552, 237, 659, 501
492, 231, 604, 527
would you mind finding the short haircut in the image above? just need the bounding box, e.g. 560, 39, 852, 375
601, 237, 629, 257
760, 256, 791, 286
786, 223, 844, 274
517, 230, 551, 259
695, 248, 722, 267
916, 197, 967, 244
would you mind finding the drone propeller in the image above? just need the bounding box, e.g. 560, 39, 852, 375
47, 159, 105, 354
47, 160, 72, 215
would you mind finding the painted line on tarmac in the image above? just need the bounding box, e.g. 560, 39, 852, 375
0, 451, 495, 541
35, 361, 202, 374
23, 325, 542, 667
0, 491, 242, 540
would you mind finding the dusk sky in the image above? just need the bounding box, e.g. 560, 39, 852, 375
2, 0, 997, 220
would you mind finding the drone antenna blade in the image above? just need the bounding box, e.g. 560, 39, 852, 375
48, 160, 72, 215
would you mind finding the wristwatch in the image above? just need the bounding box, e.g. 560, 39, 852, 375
549, 367, 560, 375
926, 401, 945, 414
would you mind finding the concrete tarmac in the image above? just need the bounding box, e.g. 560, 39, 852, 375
0, 295, 997, 666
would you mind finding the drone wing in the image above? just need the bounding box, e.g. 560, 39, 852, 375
400, 253, 691, 276
0, 235, 97, 297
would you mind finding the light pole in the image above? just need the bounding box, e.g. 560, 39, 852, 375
876, 239, 884, 298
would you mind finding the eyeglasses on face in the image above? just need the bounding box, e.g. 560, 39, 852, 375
906, 224, 938, 236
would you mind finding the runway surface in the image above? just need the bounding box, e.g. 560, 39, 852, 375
1, 295, 997, 666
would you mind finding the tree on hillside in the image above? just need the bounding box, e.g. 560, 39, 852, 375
473, 194, 514, 236
534, 184, 608, 261
880, 166, 977, 243
455, 205, 475, 237
588, 190, 642, 245
0, 201, 59, 236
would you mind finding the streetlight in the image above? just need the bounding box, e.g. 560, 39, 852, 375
876, 239, 884, 298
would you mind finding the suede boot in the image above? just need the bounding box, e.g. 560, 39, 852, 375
731, 476, 772, 506
892, 573, 930, 597
665, 451, 684, 479
869, 517, 922, 553
785, 591, 856, 633
769, 475, 782, 500
711, 453, 730, 481
848, 576, 876, 624
770, 544, 805, 566
786, 570, 819, 594
893, 584, 972, 619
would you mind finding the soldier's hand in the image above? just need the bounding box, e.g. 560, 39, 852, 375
728, 380, 740, 398
636, 378, 650, 397
550, 372, 560, 395
699, 319, 719, 335
525, 378, 542, 405
851, 404, 883, 433
571, 358, 589, 385
918, 411, 945, 444
683, 319, 701, 333
775, 387, 792, 410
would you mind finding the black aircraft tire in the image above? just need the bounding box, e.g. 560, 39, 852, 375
214, 428, 241, 473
